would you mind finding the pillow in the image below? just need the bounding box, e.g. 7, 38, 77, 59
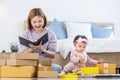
48, 18, 67, 40
64, 22, 92, 40
57, 39, 74, 59
91, 25, 113, 38
104, 26, 114, 38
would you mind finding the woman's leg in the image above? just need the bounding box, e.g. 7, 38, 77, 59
52, 64, 62, 73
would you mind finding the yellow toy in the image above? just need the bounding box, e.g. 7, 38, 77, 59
60, 73, 78, 80
81, 67, 99, 75
73, 68, 82, 75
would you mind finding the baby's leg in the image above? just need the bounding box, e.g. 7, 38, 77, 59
63, 62, 75, 73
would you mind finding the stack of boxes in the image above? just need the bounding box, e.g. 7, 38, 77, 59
0, 52, 58, 78
37, 65, 58, 78
96, 63, 116, 74
0, 52, 39, 78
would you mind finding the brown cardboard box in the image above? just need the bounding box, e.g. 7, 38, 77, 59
0, 59, 6, 66
38, 66, 52, 71
0, 52, 12, 59
37, 71, 58, 78
10, 53, 39, 60
39, 58, 51, 66
0, 53, 3, 59
0, 66, 1, 77
37, 78, 58, 80
1, 78, 34, 80
1, 66, 35, 78
2, 52, 12, 59
7, 59, 38, 66
96, 63, 116, 74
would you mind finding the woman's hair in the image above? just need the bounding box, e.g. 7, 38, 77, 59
27, 8, 47, 30
73, 35, 88, 43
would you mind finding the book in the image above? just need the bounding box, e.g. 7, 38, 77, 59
19, 33, 48, 47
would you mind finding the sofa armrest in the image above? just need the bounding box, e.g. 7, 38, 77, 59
52, 52, 70, 68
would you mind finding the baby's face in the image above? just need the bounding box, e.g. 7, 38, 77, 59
74, 42, 87, 53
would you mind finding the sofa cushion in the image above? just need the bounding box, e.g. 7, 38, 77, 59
48, 18, 67, 40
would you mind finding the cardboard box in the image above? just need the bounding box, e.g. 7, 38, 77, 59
39, 58, 51, 66
0, 52, 12, 59
7, 59, 38, 66
2, 52, 12, 59
0, 59, 6, 66
0, 66, 1, 77
96, 63, 116, 74
37, 71, 58, 78
1, 78, 34, 80
0, 53, 3, 59
38, 66, 52, 71
37, 78, 58, 80
10, 53, 39, 60
81, 67, 99, 75
1, 66, 35, 78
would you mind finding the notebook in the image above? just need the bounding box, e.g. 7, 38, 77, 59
19, 33, 48, 47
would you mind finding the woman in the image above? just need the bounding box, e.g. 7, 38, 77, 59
19, 8, 62, 73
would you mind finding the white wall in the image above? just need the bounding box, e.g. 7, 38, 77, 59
0, 0, 120, 52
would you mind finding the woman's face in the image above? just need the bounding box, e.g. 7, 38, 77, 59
74, 42, 87, 53
31, 16, 44, 33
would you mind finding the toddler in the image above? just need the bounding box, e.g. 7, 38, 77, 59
60, 35, 103, 74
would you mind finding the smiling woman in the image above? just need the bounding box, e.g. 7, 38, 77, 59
19, 8, 62, 73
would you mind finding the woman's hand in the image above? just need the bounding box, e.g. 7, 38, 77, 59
29, 42, 55, 58
97, 59, 104, 64
23, 48, 33, 53
29, 42, 44, 52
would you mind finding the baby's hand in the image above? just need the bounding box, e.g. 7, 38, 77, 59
79, 58, 85, 63
97, 59, 104, 64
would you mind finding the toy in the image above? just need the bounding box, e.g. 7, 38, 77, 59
60, 73, 78, 80
73, 68, 82, 75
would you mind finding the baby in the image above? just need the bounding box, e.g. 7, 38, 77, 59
60, 35, 103, 74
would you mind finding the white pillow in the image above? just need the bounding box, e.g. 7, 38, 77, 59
64, 22, 92, 40
57, 39, 74, 59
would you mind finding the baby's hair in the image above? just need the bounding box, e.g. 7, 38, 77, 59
73, 35, 88, 43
